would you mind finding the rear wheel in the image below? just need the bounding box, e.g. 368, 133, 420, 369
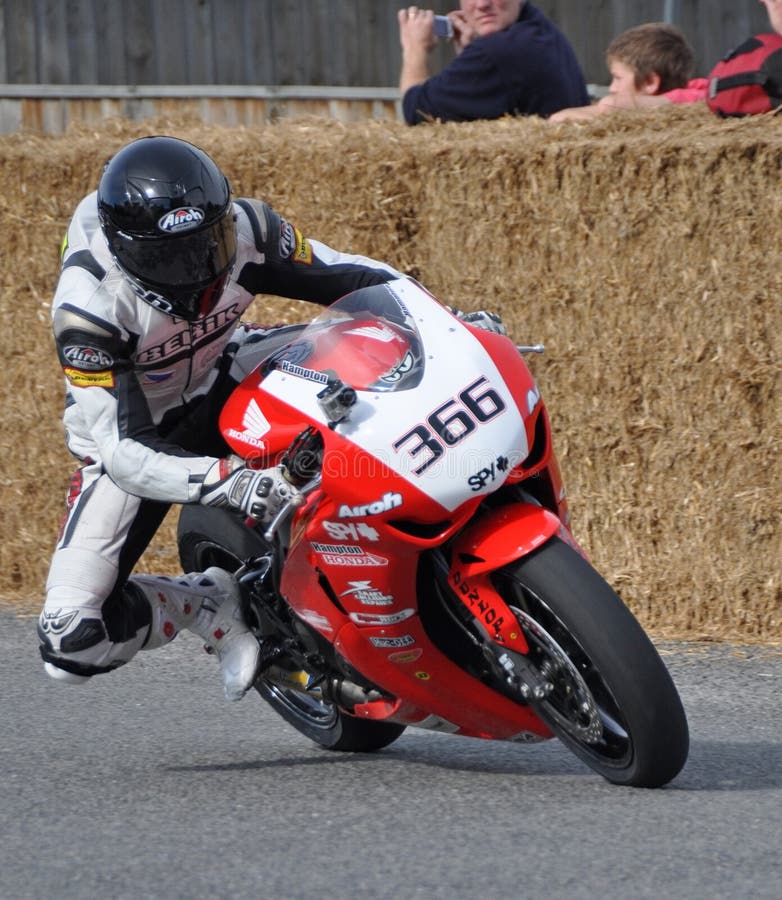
177, 504, 406, 753
494, 538, 689, 787
178, 505, 269, 573
255, 674, 405, 752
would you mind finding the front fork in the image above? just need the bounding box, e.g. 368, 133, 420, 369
446, 501, 577, 698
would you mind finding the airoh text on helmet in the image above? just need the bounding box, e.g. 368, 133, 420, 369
97, 136, 237, 321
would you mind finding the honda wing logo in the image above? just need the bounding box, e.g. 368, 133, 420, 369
225, 398, 270, 449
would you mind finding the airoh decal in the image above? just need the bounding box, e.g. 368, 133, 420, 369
298, 609, 334, 633
157, 207, 205, 234
126, 279, 176, 315
338, 492, 402, 518
63, 346, 114, 371
279, 219, 296, 257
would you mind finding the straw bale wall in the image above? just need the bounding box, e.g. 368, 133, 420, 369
0, 109, 779, 642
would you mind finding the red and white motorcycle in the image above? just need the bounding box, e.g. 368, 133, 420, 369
178, 277, 689, 787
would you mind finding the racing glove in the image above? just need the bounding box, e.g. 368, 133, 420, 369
448, 307, 507, 335
200, 458, 301, 525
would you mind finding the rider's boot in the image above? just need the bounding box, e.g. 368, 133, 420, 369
131, 567, 260, 701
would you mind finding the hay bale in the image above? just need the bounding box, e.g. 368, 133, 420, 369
1, 108, 779, 642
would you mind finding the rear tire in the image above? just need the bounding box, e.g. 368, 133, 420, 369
178, 505, 269, 573
177, 504, 406, 753
255, 678, 406, 752
495, 538, 689, 787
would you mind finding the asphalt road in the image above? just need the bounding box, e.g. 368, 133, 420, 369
1, 609, 779, 900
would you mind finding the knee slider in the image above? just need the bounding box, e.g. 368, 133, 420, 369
42, 661, 92, 685
38, 641, 123, 678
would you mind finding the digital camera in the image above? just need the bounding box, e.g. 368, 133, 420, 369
433, 15, 453, 39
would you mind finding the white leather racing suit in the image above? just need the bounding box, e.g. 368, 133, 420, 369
38, 192, 401, 679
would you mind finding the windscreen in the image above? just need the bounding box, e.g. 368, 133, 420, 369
265, 283, 425, 392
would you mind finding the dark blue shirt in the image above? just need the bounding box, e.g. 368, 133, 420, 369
402, 3, 589, 124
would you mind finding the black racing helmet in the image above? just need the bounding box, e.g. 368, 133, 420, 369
97, 136, 237, 321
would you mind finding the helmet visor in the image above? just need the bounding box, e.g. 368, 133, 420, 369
109, 211, 237, 291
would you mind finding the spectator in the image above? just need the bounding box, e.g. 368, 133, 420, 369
398, 1, 589, 124
760, 0, 782, 35
550, 23, 707, 123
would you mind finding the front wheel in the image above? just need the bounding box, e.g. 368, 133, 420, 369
177, 504, 406, 753
494, 538, 689, 787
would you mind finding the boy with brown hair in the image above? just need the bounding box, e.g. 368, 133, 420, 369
550, 22, 707, 122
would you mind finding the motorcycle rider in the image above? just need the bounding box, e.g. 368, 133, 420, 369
37, 135, 411, 702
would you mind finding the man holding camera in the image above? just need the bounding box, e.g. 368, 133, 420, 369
398, 1, 588, 123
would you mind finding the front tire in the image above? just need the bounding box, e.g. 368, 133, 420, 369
177, 504, 406, 753
495, 538, 689, 787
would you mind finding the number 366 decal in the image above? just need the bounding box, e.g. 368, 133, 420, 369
393, 377, 506, 475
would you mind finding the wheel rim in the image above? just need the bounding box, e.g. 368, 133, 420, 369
259, 675, 339, 732
507, 588, 634, 769
189, 533, 341, 733
188, 537, 245, 573
510, 606, 605, 744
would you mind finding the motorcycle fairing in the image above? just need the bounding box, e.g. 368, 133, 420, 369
451, 503, 565, 575
280, 494, 552, 739
331, 617, 553, 740
279, 555, 553, 738
222, 278, 530, 514
220, 278, 560, 738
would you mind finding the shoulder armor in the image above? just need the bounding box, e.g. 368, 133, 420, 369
235, 198, 270, 252
62, 249, 106, 282
53, 306, 116, 342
